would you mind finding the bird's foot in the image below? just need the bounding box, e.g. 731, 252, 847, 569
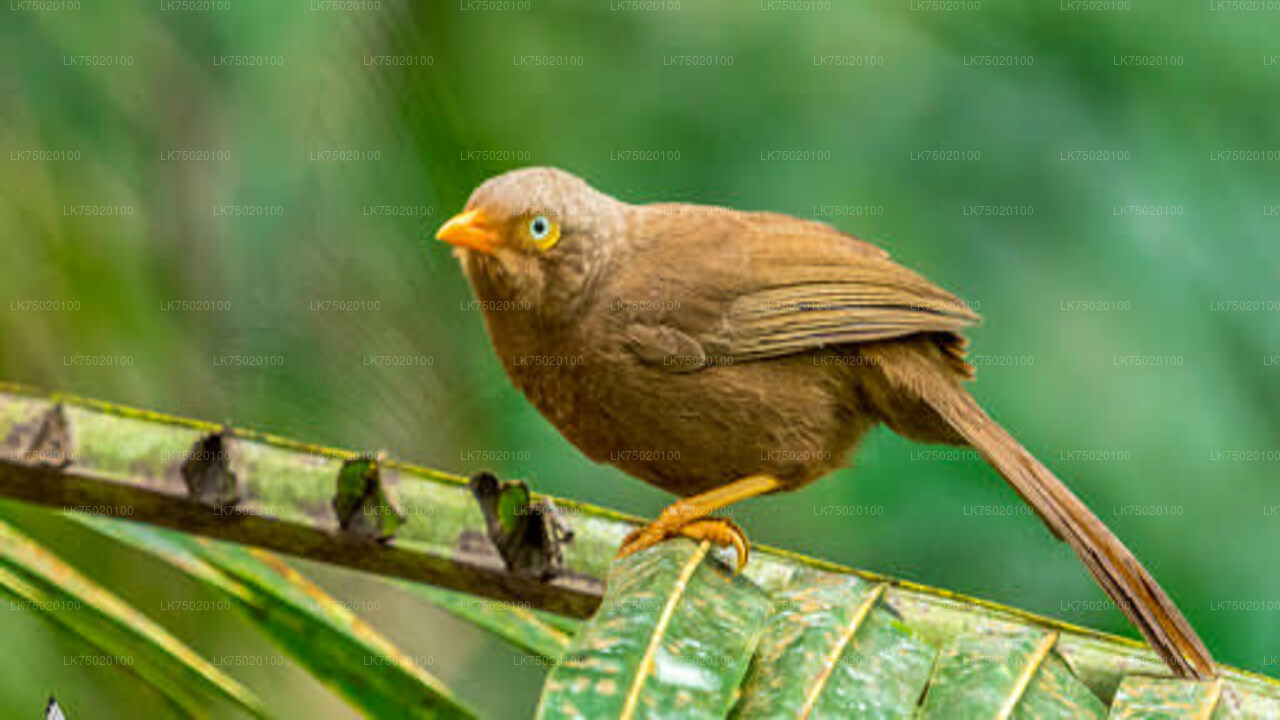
616, 516, 749, 571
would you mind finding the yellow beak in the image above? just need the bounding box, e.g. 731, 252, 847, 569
435, 209, 500, 254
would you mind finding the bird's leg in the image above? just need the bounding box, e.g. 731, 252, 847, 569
616, 474, 782, 569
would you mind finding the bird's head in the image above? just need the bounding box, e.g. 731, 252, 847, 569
436, 167, 628, 322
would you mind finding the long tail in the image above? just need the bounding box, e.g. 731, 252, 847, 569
868, 342, 1216, 679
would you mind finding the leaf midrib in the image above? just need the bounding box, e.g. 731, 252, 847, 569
618, 541, 711, 720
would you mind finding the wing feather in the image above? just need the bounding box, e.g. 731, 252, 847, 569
613, 205, 979, 368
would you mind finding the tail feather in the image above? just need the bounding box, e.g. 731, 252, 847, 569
869, 342, 1216, 679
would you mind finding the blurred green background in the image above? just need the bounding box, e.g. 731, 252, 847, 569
2, 1, 1278, 717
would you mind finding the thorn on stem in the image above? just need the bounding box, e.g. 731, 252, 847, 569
469, 470, 573, 580
333, 454, 405, 542
180, 430, 240, 509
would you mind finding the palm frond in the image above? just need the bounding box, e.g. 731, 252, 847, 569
0, 519, 266, 718
74, 517, 474, 719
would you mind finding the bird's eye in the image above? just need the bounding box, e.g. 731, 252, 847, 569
525, 214, 560, 251
530, 216, 550, 239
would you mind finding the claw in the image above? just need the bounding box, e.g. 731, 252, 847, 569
613, 475, 779, 573
616, 516, 750, 571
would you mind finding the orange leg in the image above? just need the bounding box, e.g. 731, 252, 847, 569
616, 475, 782, 570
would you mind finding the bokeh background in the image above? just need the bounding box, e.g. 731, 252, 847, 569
2, 1, 1278, 717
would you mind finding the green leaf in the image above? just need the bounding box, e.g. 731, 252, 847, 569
1108, 675, 1226, 719
533, 609, 584, 637
0, 519, 266, 718
536, 539, 771, 720
917, 626, 1106, 719
74, 516, 474, 719
733, 569, 937, 719
404, 583, 572, 664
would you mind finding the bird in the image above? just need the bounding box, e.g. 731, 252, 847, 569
435, 166, 1215, 680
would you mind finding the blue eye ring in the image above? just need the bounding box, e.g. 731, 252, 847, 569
526, 213, 561, 250
529, 215, 551, 239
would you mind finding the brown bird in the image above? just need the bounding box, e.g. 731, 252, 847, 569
436, 167, 1215, 679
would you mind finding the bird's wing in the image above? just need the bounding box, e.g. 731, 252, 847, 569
613, 204, 979, 368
